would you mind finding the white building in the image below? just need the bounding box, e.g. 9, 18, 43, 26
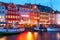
56, 13, 60, 25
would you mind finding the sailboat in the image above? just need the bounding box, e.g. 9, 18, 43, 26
0, 28, 25, 35
0, 22, 25, 35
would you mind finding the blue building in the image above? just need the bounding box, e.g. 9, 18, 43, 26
0, 2, 6, 27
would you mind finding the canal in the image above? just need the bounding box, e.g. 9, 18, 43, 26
0, 31, 60, 40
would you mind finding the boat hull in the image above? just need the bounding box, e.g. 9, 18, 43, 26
47, 28, 60, 31
0, 28, 25, 36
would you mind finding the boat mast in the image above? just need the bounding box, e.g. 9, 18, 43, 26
50, 0, 54, 27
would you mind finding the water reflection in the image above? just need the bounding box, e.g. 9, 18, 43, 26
57, 33, 60, 40
16, 32, 58, 40
17, 32, 34, 40
26, 32, 33, 40
16, 32, 50, 40
0, 32, 60, 40
34, 32, 38, 40
0, 36, 7, 40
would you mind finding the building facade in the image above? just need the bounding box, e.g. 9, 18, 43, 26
0, 2, 6, 27
6, 3, 20, 28
39, 12, 50, 28
17, 4, 40, 27
55, 11, 60, 27
0, 2, 58, 28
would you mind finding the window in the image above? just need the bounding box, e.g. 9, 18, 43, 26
6, 16, 8, 18
13, 16, 15, 18
8, 16, 10, 18
0, 16, 4, 18
34, 6, 37, 8
0, 11, 1, 13
2, 7, 4, 9
2, 6, 5, 9
11, 16, 12, 18
0, 16, 1, 18
1, 16, 4, 18
8, 7, 11, 10
8, 21, 11, 23
2, 11, 4, 13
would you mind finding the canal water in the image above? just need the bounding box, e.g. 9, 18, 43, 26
0, 32, 60, 40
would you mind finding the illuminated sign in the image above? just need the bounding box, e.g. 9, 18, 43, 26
21, 15, 29, 17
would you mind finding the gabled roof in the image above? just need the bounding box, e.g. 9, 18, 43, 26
7, 3, 16, 8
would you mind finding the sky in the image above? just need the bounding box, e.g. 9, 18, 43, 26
0, 0, 60, 11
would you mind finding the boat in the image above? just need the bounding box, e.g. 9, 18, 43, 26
34, 27, 47, 31
0, 28, 25, 35
25, 27, 34, 32
34, 24, 47, 31
47, 28, 60, 31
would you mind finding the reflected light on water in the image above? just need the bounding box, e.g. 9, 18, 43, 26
27, 32, 32, 36
57, 33, 60, 40
26, 32, 33, 40
17, 32, 39, 40
17, 32, 34, 40
34, 32, 38, 35
34, 32, 38, 40
34, 32, 38, 38
0, 36, 7, 40
17, 32, 27, 40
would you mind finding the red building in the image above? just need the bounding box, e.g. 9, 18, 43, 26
29, 4, 40, 26
6, 3, 20, 28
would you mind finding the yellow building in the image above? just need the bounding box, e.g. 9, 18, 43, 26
39, 12, 50, 28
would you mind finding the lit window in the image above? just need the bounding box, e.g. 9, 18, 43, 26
8, 21, 11, 23
16, 21, 18, 22
21, 15, 29, 17
6, 15, 10, 18
34, 6, 37, 8
6, 16, 8, 18
13, 16, 15, 18
1, 16, 4, 18
4, 24, 6, 26
16, 16, 17, 18
11, 16, 12, 18
8, 16, 10, 18
28, 19, 30, 23
0, 16, 1, 18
